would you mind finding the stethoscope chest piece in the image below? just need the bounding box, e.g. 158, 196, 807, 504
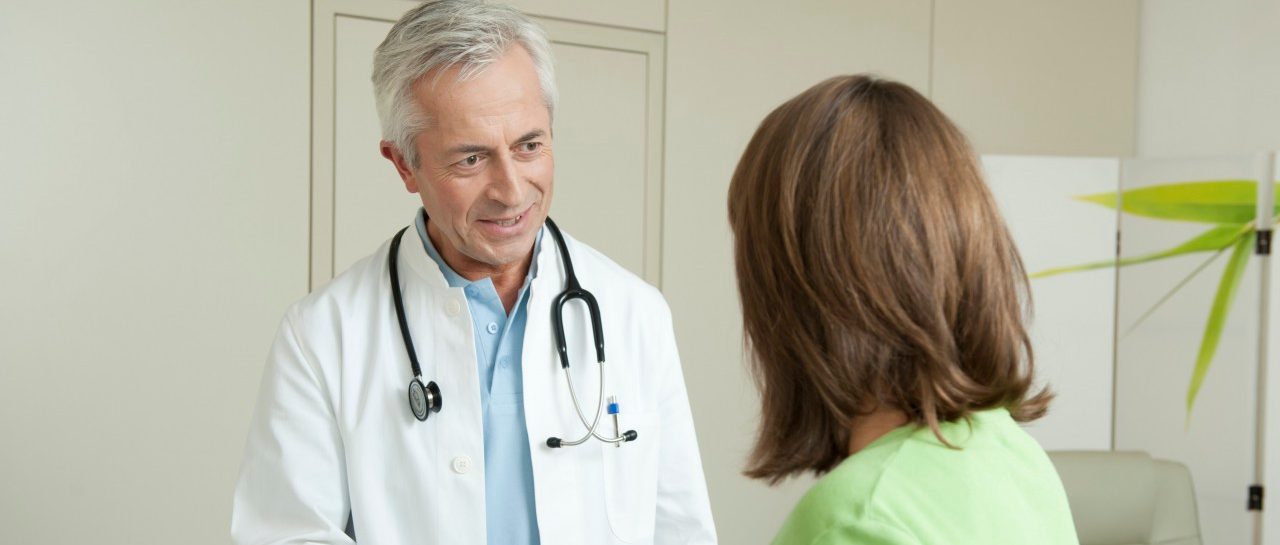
408, 378, 442, 422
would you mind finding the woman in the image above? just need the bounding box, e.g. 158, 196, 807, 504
727, 75, 1078, 544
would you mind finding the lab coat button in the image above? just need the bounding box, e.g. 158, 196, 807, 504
486, 322, 499, 334
446, 299, 462, 316
451, 456, 472, 474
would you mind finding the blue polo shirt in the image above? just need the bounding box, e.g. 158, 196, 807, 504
416, 211, 541, 545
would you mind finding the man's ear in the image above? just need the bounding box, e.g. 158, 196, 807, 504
380, 140, 420, 194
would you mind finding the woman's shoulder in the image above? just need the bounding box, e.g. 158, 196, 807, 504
770, 424, 918, 545
771, 408, 1077, 545
770, 458, 921, 545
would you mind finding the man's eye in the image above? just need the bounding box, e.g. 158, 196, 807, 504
520, 142, 541, 153
460, 155, 480, 166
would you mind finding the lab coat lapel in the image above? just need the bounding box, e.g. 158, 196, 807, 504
397, 218, 488, 545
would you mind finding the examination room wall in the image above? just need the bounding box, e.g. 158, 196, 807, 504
1, 1, 1140, 544
0, 1, 312, 543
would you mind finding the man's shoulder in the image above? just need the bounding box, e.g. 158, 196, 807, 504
285, 237, 392, 329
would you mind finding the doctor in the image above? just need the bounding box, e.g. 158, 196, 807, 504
230, 1, 716, 544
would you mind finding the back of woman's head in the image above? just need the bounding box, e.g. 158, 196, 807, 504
727, 74, 1051, 484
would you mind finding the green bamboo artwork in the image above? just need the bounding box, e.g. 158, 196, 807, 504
1032, 180, 1278, 422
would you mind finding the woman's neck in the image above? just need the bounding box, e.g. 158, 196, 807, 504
847, 407, 910, 455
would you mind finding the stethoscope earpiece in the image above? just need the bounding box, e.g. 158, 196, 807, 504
546, 429, 637, 449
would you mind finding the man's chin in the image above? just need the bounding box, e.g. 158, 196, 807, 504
474, 234, 538, 267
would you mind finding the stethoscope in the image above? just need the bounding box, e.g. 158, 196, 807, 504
388, 216, 638, 449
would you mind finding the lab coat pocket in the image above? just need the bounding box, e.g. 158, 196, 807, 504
601, 411, 658, 543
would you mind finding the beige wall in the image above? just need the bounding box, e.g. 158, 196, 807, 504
933, 0, 1140, 156
0, 1, 311, 543
1136, 0, 1280, 157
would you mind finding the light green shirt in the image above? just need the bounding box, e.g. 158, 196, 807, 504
771, 408, 1078, 545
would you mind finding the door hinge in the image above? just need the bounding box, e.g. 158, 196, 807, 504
1249, 485, 1265, 511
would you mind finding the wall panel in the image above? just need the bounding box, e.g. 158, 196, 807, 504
0, 1, 311, 543
932, 0, 1140, 156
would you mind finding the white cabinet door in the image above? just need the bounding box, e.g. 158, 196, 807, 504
506, 0, 665, 33
312, 0, 664, 288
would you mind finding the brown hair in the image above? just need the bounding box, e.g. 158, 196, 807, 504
728, 75, 1051, 484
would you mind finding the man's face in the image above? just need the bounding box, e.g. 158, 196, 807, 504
383, 45, 553, 271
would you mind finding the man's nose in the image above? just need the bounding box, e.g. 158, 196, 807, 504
486, 153, 526, 207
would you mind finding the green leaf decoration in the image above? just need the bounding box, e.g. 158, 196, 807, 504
1121, 241, 1240, 338
1185, 232, 1254, 421
1031, 224, 1249, 279
1032, 178, 1278, 425
1078, 180, 1280, 224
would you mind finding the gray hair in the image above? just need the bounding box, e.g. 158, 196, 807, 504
372, 0, 557, 169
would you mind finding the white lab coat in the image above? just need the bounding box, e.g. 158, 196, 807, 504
231, 216, 717, 545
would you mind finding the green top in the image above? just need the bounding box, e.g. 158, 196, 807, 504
771, 408, 1078, 545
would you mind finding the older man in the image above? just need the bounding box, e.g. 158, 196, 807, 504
230, 1, 716, 545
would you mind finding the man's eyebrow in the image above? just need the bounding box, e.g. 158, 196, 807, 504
513, 129, 545, 144
446, 143, 492, 155
444, 131, 544, 155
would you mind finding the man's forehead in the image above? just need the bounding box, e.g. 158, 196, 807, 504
416, 104, 549, 161
416, 97, 548, 137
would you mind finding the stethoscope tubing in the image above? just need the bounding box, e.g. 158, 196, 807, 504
391, 215, 635, 447
543, 217, 636, 448
390, 226, 424, 380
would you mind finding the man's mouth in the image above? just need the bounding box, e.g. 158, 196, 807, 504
489, 214, 522, 227
480, 204, 535, 229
